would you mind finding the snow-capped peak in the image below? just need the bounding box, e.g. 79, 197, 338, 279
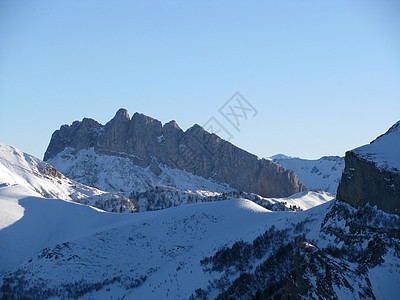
353, 120, 400, 173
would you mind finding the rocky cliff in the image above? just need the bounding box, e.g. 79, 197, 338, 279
44, 109, 306, 198
337, 121, 400, 215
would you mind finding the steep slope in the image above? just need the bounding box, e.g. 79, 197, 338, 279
271, 154, 344, 194
0, 143, 136, 213
48, 147, 234, 195
337, 121, 400, 215
45, 109, 306, 198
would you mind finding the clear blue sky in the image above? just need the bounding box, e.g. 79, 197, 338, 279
1, 0, 399, 160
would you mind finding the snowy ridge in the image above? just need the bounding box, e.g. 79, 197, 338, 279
0, 143, 136, 213
271, 155, 344, 194
353, 121, 400, 173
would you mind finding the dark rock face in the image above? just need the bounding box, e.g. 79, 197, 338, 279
336, 121, 400, 216
45, 118, 103, 159
44, 109, 307, 197
337, 151, 400, 216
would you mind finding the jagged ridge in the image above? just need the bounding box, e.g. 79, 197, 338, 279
44, 109, 307, 198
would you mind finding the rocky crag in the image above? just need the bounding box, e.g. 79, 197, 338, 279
337, 121, 400, 215
44, 109, 306, 198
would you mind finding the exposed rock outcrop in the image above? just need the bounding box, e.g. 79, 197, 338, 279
337, 121, 400, 216
282, 238, 376, 300
44, 109, 306, 197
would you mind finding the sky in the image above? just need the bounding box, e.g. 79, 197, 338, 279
0, 0, 399, 160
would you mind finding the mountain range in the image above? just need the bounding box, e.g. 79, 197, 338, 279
270, 154, 344, 194
0, 110, 399, 299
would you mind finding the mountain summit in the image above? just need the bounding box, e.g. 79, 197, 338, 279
44, 109, 306, 198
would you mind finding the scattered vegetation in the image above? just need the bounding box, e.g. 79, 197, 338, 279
129, 186, 296, 212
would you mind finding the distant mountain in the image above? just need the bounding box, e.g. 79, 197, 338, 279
270, 154, 344, 194
0, 143, 136, 213
44, 109, 306, 198
270, 153, 295, 160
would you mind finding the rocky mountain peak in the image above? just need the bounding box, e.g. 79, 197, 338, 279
131, 112, 161, 126
186, 123, 206, 135
45, 109, 307, 198
113, 108, 130, 121
373, 120, 400, 143
163, 120, 181, 130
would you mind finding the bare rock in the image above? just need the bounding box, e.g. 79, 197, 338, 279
44, 109, 307, 198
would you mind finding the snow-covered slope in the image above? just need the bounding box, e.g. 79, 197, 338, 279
0, 184, 134, 274
0, 143, 136, 213
353, 120, 400, 173
48, 147, 235, 195
0, 143, 329, 215
46, 148, 334, 213
271, 154, 344, 194
271, 190, 333, 211
2, 120, 399, 299
1, 183, 398, 299
0, 181, 331, 299
1, 136, 399, 299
